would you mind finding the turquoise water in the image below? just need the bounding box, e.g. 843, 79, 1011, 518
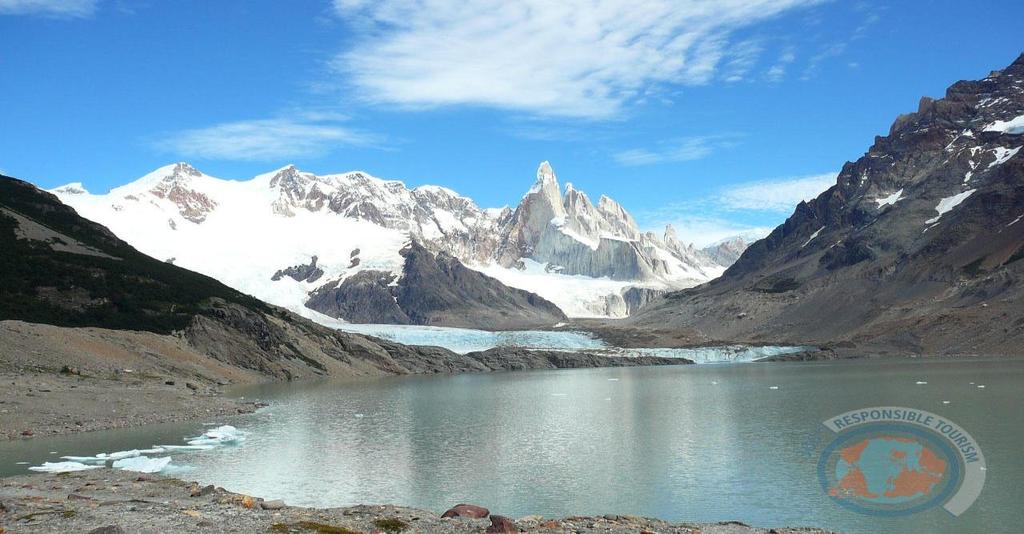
2, 357, 1022, 533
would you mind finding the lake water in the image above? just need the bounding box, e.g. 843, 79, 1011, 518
2, 357, 1022, 533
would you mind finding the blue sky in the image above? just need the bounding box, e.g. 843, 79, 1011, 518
1, 0, 1022, 245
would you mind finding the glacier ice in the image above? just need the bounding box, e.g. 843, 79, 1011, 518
112, 455, 172, 473
28, 461, 103, 473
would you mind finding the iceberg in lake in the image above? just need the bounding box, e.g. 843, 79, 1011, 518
62, 447, 168, 464
112, 455, 172, 473
29, 461, 103, 473
187, 425, 245, 446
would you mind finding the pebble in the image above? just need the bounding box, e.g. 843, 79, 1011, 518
486, 515, 519, 533
260, 499, 286, 510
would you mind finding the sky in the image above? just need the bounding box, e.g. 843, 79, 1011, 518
1, 0, 1022, 246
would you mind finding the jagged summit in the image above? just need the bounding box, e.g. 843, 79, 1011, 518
53, 160, 731, 320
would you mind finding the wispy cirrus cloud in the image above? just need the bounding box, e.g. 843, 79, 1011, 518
718, 172, 836, 211
644, 213, 773, 247
765, 49, 796, 82
636, 171, 835, 246
614, 135, 739, 166
154, 113, 379, 161
331, 0, 824, 119
0, 0, 96, 18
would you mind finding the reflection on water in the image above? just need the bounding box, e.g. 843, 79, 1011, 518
2, 358, 1022, 534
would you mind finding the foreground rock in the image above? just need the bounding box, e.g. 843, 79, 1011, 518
0, 470, 831, 534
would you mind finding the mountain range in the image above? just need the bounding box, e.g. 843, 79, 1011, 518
627, 53, 1024, 356
51, 161, 743, 329
0, 175, 687, 386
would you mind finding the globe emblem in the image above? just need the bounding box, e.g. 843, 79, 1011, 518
818, 424, 963, 516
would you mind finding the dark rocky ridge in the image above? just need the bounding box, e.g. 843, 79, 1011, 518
628, 53, 1024, 356
306, 241, 568, 329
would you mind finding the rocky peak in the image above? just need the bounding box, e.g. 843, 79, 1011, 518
169, 162, 201, 178
726, 53, 1024, 283
140, 163, 217, 224
52, 182, 88, 195
524, 161, 567, 219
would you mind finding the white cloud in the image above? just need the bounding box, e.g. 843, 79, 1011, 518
155, 116, 378, 161
640, 212, 772, 247
719, 172, 836, 211
765, 49, 795, 82
721, 39, 764, 83
636, 171, 834, 246
0, 0, 96, 18
331, 0, 822, 118
614, 135, 737, 166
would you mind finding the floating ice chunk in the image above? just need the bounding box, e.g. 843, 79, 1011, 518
29, 461, 103, 473
925, 189, 976, 225
112, 456, 172, 473
61, 455, 108, 464
159, 444, 216, 451
187, 425, 244, 446
62, 447, 169, 464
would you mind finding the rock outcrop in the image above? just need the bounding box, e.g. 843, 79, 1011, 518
306, 241, 568, 329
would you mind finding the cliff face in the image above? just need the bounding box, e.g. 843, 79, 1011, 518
305, 241, 567, 329
630, 54, 1024, 355
496, 162, 723, 283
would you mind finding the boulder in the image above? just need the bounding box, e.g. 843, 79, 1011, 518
441, 503, 489, 519
260, 499, 286, 510
486, 515, 519, 533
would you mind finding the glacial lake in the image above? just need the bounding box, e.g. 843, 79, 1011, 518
3, 357, 1022, 534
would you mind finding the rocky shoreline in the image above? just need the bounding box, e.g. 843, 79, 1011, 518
0, 319, 691, 442
0, 470, 830, 533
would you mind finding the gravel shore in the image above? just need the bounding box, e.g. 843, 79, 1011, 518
0, 470, 830, 534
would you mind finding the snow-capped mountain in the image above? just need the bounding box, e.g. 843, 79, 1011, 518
52, 161, 729, 325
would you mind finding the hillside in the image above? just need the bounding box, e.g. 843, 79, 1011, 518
628, 53, 1024, 356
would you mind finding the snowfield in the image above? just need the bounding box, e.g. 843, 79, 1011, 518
54, 162, 730, 323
